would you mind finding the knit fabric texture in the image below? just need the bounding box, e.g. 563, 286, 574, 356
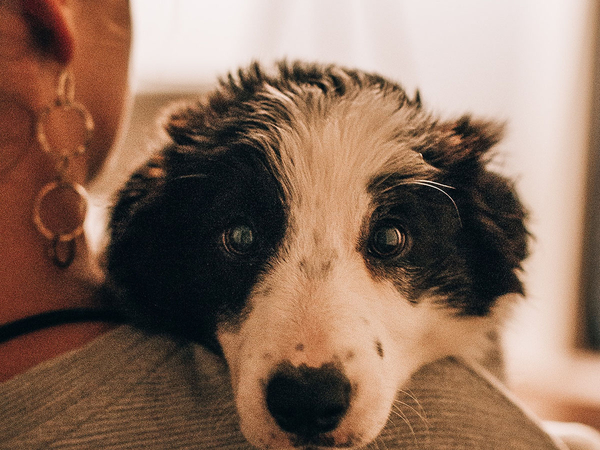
0, 326, 565, 449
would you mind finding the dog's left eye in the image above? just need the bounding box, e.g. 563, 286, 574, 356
368, 224, 408, 259
222, 224, 256, 256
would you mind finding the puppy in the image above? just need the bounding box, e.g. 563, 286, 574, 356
106, 61, 528, 449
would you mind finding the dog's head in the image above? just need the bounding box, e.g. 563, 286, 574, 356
106, 61, 528, 449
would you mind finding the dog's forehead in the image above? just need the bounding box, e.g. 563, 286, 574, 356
257, 82, 430, 171
250, 83, 433, 229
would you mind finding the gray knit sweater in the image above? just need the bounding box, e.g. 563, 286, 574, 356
0, 326, 564, 449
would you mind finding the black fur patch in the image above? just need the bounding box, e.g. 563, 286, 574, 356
107, 144, 287, 351
366, 117, 528, 315
363, 180, 465, 305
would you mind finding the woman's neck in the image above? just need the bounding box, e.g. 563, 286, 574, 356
0, 149, 109, 382
0, 50, 111, 381
0, 246, 112, 382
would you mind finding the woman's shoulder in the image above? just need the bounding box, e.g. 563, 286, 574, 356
0, 327, 566, 449
0, 326, 252, 449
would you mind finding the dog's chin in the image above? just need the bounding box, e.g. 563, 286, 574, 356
217, 302, 499, 450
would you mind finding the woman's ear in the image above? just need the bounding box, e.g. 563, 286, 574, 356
22, 0, 74, 64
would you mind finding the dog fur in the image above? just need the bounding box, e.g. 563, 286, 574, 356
106, 61, 528, 449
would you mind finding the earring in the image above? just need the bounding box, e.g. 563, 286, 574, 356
33, 70, 94, 268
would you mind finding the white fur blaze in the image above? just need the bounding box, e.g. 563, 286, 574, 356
216, 88, 497, 448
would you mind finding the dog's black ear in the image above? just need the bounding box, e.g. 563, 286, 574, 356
422, 116, 529, 314
420, 115, 504, 172
105, 152, 217, 342
105, 153, 169, 319
108, 154, 167, 247
161, 100, 215, 147
455, 169, 529, 315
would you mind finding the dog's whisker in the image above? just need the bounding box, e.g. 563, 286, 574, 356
398, 388, 428, 423
376, 177, 455, 194
393, 398, 429, 432
401, 180, 462, 227
389, 403, 418, 445
409, 179, 456, 190
400, 387, 420, 403
395, 390, 432, 448
376, 177, 459, 212
411, 178, 456, 189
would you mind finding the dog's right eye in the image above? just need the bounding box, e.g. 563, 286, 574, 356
222, 224, 256, 256
368, 223, 408, 259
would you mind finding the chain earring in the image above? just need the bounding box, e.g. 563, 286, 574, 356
33, 70, 94, 268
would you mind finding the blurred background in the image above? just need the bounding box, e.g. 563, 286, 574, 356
91, 0, 600, 429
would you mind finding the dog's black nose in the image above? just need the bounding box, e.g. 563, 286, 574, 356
266, 361, 352, 438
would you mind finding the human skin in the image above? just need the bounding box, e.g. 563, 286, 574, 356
0, 0, 131, 381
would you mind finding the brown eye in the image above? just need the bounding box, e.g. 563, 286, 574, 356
369, 224, 408, 258
222, 224, 256, 256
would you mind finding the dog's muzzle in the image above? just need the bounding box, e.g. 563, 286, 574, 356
266, 361, 352, 444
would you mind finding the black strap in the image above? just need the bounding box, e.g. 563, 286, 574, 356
0, 308, 127, 344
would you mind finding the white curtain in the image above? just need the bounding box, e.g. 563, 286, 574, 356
127, 0, 599, 400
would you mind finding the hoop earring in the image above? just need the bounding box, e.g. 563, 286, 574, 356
33, 70, 94, 268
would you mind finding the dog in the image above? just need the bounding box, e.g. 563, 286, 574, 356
105, 61, 528, 449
